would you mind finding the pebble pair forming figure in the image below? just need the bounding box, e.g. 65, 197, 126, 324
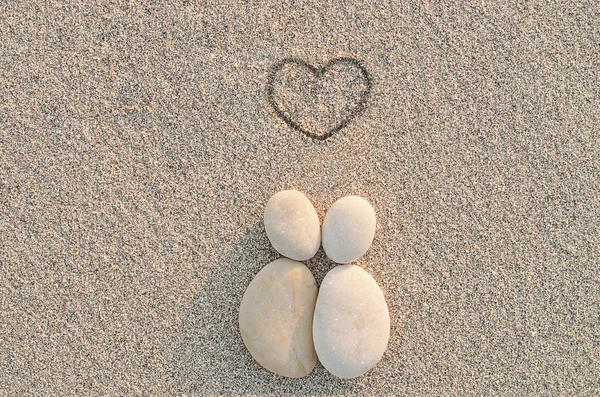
239, 190, 390, 379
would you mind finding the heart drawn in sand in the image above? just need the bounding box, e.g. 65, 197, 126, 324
267, 57, 372, 141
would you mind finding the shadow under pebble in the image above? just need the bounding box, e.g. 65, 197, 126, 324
169, 221, 372, 396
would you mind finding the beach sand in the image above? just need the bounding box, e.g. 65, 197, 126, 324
1, 1, 598, 395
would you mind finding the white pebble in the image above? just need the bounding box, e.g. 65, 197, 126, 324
264, 190, 321, 261
313, 264, 390, 379
322, 196, 376, 263
239, 258, 318, 378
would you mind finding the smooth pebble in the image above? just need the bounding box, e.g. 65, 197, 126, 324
264, 190, 321, 261
313, 264, 390, 379
322, 195, 376, 263
239, 258, 318, 378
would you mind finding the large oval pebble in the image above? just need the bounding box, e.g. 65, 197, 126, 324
239, 258, 318, 378
264, 190, 321, 261
322, 196, 376, 263
313, 264, 390, 379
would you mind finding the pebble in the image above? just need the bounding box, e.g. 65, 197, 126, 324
312, 264, 390, 379
264, 190, 321, 261
239, 258, 318, 378
322, 195, 376, 263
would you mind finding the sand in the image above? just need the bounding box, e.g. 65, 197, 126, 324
1, 1, 598, 395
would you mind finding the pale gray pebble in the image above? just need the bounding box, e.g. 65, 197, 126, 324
313, 264, 390, 379
264, 190, 321, 261
322, 195, 376, 263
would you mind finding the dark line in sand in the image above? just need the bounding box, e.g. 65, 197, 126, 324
267, 57, 373, 141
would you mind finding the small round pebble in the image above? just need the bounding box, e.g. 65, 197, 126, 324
322, 195, 376, 263
264, 190, 321, 261
239, 258, 318, 378
312, 264, 390, 379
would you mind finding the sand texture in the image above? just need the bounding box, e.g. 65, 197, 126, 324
1, 1, 599, 396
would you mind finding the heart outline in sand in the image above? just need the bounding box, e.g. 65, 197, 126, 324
267, 57, 372, 141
